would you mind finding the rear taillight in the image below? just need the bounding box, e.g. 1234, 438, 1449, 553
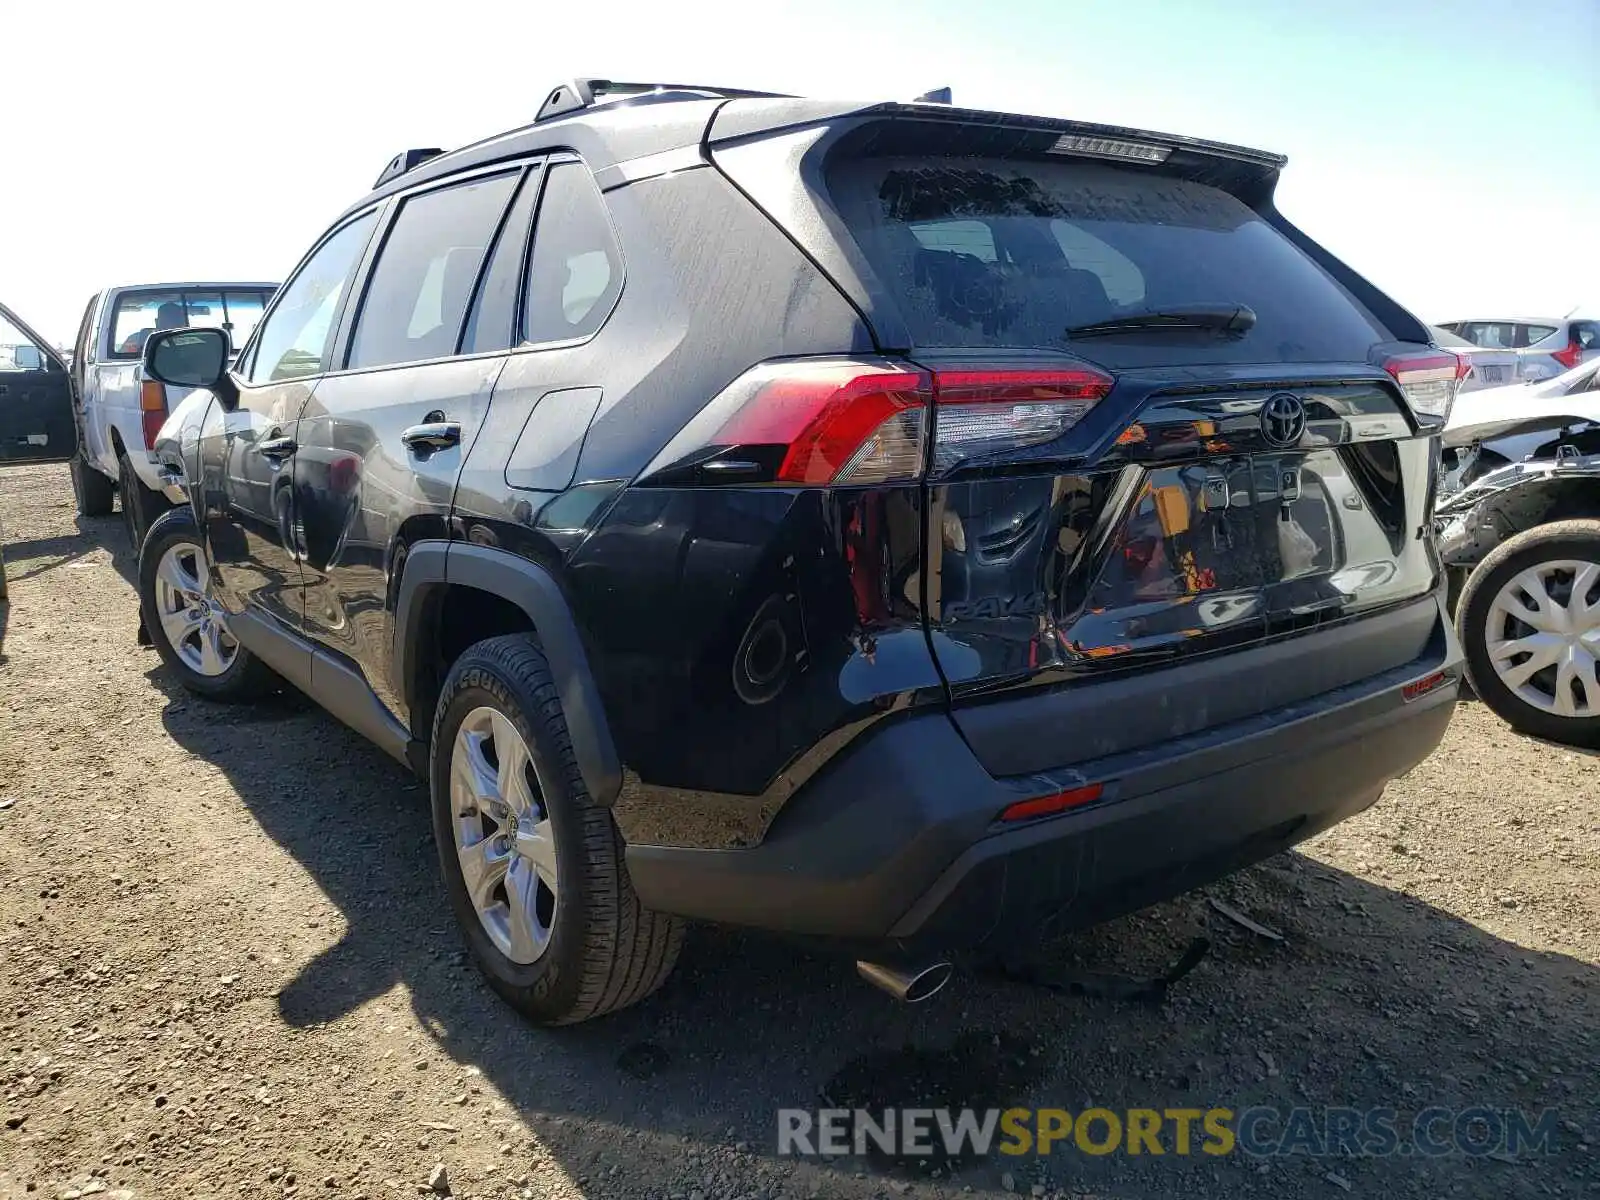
711, 360, 929, 485
639, 358, 1113, 486
140, 378, 169, 449
1384, 349, 1469, 421
929, 367, 1113, 475
1552, 338, 1583, 371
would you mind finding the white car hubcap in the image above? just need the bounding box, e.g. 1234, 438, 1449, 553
449, 707, 559, 964
153, 542, 239, 678
1484, 559, 1600, 719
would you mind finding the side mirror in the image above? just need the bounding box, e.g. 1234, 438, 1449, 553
144, 327, 230, 389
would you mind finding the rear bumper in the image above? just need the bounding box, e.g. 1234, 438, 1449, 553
625, 597, 1461, 953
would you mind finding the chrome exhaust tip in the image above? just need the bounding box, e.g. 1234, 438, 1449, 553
856, 959, 954, 1003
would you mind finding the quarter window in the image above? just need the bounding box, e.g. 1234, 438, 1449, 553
248, 213, 378, 383
347, 173, 519, 370
523, 163, 623, 344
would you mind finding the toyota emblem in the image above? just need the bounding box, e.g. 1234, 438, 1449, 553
1260, 393, 1307, 448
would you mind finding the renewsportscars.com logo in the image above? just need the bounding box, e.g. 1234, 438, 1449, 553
777, 1106, 1564, 1160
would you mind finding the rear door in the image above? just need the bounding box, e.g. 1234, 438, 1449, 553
744, 132, 1447, 773
294, 165, 523, 719
0, 299, 74, 463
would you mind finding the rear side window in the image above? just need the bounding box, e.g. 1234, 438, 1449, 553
1454, 321, 1559, 349
348, 172, 519, 370
522, 163, 623, 345
829, 156, 1388, 365
461, 168, 543, 355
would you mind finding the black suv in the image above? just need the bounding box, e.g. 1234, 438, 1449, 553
139, 79, 1464, 1024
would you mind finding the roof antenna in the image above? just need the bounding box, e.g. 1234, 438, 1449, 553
912, 87, 953, 104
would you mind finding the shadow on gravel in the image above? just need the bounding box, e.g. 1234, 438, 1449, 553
0, 512, 136, 589
149, 673, 1597, 1200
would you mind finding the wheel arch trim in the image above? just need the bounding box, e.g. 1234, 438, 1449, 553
394, 541, 622, 805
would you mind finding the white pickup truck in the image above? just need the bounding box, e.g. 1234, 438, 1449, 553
68, 282, 276, 549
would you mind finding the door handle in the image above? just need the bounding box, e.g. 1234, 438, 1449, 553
401, 421, 462, 452
257, 436, 297, 461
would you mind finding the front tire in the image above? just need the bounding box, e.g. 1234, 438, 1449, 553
139, 508, 275, 701
1457, 519, 1600, 746
71, 452, 115, 518
430, 634, 683, 1025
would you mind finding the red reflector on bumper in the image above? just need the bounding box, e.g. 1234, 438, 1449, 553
999, 783, 1104, 823
1402, 671, 1449, 702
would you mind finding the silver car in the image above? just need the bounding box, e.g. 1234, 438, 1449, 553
1436, 315, 1599, 383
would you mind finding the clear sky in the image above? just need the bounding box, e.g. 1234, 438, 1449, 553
6, 0, 1596, 346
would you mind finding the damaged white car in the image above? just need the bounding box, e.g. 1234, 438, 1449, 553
1436, 358, 1600, 745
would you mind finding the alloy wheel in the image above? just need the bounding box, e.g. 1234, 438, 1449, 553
153, 542, 239, 678
1484, 559, 1600, 719
449, 707, 559, 964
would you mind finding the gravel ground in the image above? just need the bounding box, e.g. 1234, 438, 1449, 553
1, 459, 1596, 1200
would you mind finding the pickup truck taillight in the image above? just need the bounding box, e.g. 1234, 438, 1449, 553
140, 378, 168, 449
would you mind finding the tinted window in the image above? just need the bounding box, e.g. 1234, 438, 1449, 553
523, 163, 623, 344
248, 213, 377, 383
462, 168, 542, 354
1572, 321, 1599, 350
830, 157, 1388, 366
348, 173, 518, 370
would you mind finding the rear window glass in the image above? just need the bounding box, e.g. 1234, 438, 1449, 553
829, 157, 1388, 366
1452, 321, 1559, 350
109, 289, 275, 359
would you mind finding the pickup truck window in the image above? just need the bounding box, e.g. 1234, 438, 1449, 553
109, 289, 275, 360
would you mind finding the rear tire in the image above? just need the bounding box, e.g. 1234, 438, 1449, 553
119, 452, 171, 559
1457, 519, 1600, 747
430, 634, 684, 1025
71, 453, 115, 518
139, 507, 275, 701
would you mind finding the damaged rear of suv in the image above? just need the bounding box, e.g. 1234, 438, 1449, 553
634, 99, 1464, 971
139, 83, 1464, 1023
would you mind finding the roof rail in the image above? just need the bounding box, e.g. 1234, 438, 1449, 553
534, 78, 791, 123
373, 147, 445, 189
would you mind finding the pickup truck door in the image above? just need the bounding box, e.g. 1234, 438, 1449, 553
0, 299, 75, 463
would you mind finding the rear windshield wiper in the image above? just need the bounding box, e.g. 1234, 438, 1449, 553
1065, 304, 1257, 339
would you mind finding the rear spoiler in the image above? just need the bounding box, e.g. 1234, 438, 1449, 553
709, 99, 1287, 173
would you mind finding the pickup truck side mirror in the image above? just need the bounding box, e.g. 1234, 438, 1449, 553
143, 328, 239, 408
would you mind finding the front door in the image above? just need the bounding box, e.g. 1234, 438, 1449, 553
194, 210, 380, 634
295, 168, 524, 723
0, 299, 74, 463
